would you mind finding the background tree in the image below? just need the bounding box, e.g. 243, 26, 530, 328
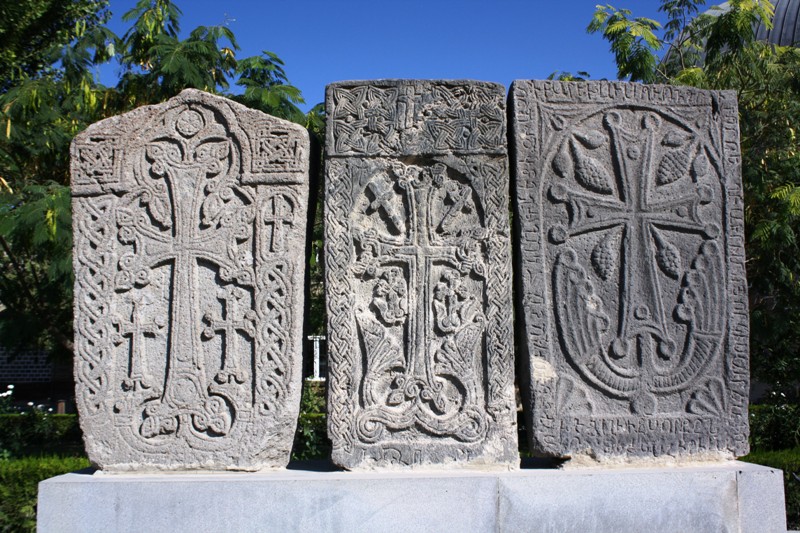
0, 0, 111, 93
588, 0, 800, 394
0, 0, 318, 359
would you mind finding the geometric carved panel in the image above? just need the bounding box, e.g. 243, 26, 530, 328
510, 81, 749, 460
325, 80, 518, 469
71, 89, 309, 470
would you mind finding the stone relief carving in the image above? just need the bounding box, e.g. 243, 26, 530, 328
325, 80, 517, 469
71, 89, 309, 470
511, 80, 749, 460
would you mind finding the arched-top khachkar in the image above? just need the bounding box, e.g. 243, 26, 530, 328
71, 89, 310, 471
324, 80, 519, 469
510, 80, 750, 461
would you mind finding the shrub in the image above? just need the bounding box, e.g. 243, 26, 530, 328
749, 403, 800, 451
0, 455, 89, 533
0, 414, 82, 459
291, 381, 329, 460
292, 413, 330, 461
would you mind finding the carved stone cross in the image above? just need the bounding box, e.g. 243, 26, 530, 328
71, 89, 310, 471
111, 298, 164, 392
550, 111, 714, 366
326, 79, 518, 469
203, 286, 257, 384
511, 80, 750, 460
263, 193, 295, 252
362, 165, 468, 410
119, 122, 249, 428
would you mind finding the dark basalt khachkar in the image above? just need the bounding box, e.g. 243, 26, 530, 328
324, 80, 518, 469
71, 89, 310, 470
510, 80, 749, 460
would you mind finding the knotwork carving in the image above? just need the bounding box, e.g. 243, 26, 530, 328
325, 80, 517, 469
327, 81, 506, 157
71, 89, 309, 470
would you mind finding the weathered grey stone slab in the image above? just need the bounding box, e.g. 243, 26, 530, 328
71, 89, 309, 470
510, 80, 749, 460
324, 80, 518, 469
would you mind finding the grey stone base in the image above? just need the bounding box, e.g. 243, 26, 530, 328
38, 461, 786, 533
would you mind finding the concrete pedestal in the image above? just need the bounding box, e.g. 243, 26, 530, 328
38, 461, 787, 533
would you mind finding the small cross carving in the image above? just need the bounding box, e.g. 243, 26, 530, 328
263, 194, 295, 252
111, 297, 165, 392
202, 286, 257, 384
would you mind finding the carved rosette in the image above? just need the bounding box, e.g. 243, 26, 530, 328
325, 80, 518, 469
511, 80, 749, 460
71, 89, 310, 470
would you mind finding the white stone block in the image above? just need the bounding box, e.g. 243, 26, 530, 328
37, 461, 786, 532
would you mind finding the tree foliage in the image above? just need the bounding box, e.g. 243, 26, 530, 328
0, 0, 317, 358
0, 0, 111, 92
588, 0, 800, 393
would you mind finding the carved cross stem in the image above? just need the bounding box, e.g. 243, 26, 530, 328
132, 134, 245, 413
552, 112, 712, 366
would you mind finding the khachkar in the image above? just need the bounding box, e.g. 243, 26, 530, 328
71, 89, 310, 470
510, 80, 749, 460
325, 80, 518, 469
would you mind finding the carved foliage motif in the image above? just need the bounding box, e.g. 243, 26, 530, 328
71, 90, 308, 470
511, 81, 749, 459
325, 81, 517, 468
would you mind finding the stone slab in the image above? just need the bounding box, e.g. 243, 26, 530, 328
324, 80, 518, 469
38, 461, 787, 533
509, 80, 750, 460
71, 89, 310, 470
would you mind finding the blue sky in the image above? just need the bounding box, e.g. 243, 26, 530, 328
101, 0, 668, 111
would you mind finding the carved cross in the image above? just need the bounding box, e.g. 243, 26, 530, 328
263, 194, 294, 252
112, 298, 164, 392
122, 115, 251, 417
551, 111, 713, 364
359, 165, 480, 411
203, 286, 257, 384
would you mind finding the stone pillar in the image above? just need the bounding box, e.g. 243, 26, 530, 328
71, 89, 310, 470
324, 80, 518, 469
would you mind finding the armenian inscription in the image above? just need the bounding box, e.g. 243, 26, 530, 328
325, 80, 518, 468
510, 80, 749, 460
71, 89, 310, 470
